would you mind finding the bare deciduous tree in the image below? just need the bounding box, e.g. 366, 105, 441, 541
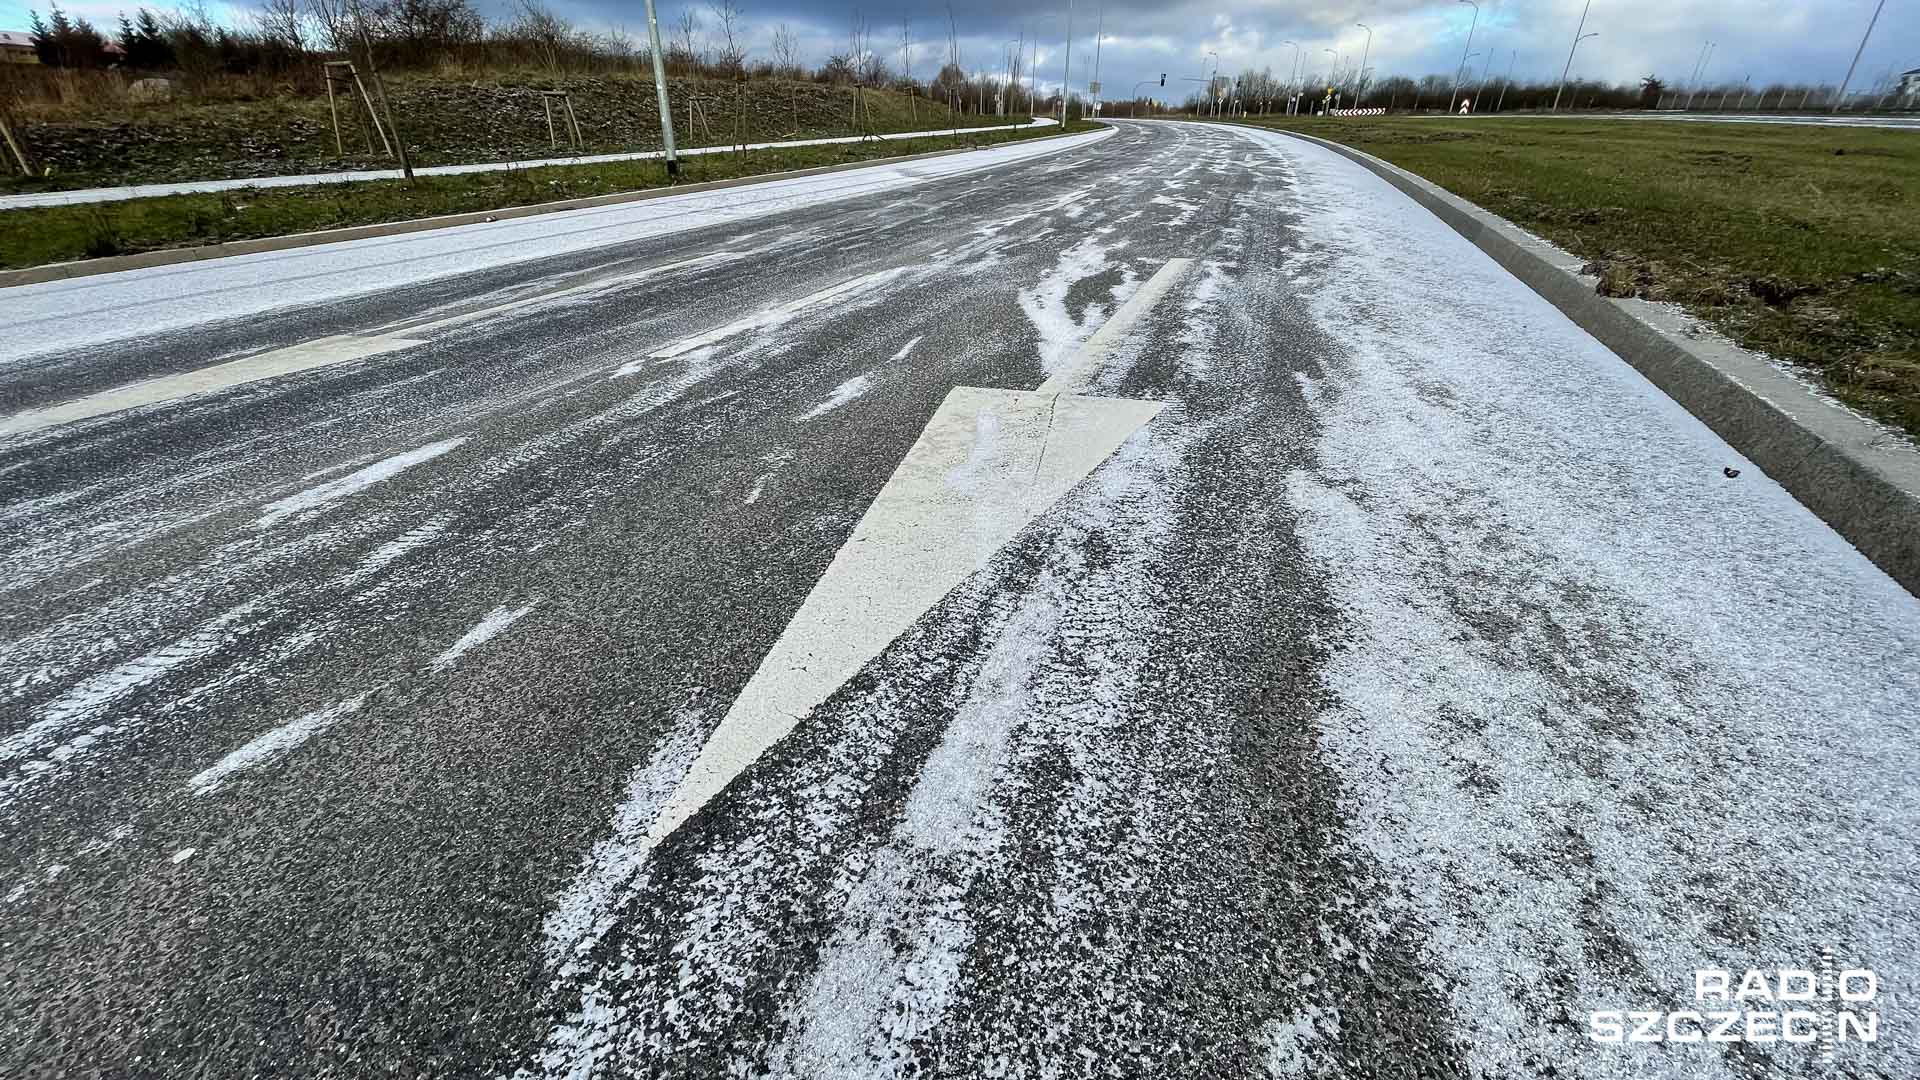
707, 0, 743, 78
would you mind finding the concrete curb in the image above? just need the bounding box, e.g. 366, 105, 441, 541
1, 129, 1085, 290
1267, 126, 1920, 596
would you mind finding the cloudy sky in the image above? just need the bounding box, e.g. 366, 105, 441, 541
6, 0, 1917, 99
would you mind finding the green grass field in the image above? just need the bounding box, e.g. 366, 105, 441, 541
0, 121, 1092, 273
1231, 116, 1920, 440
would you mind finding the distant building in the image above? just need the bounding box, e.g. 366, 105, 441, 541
1901, 68, 1920, 103
0, 29, 38, 64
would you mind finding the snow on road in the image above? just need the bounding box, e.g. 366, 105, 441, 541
1231, 122, 1920, 1077
0, 127, 1112, 366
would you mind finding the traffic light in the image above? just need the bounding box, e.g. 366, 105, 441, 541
1159, 74, 1166, 87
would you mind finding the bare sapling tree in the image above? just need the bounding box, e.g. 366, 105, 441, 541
0, 69, 34, 174
673, 8, 702, 72
770, 22, 799, 130
899, 17, 913, 126
343, 0, 413, 180
707, 1, 745, 154
254, 0, 309, 53
945, 3, 960, 132
847, 12, 871, 135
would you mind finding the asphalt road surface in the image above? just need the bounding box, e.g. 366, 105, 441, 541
3, 120, 1916, 1079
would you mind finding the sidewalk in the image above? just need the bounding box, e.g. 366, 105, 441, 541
0, 118, 1059, 211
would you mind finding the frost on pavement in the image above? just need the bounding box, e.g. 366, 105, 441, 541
1248, 126, 1920, 1078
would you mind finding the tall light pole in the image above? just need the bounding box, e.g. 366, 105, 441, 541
1834, 0, 1888, 113
1495, 49, 1517, 112
1283, 39, 1301, 114
1551, 0, 1593, 112
1687, 41, 1716, 109
1060, 0, 1075, 122
1554, 32, 1598, 111
1004, 37, 1020, 116
1207, 49, 1220, 116
1129, 78, 1157, 117
1355, 23, 1373, 108
1684, 40, 1710, 105
1029, 32, 1040, 118
1090, 4, 1105, 116
1451, 0, 1479, 113
1324, 47, 1337, 111
640, 0, 678, 176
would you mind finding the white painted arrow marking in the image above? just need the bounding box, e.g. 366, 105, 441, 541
641, 387, 1164, 853
634, 257, 1194, 858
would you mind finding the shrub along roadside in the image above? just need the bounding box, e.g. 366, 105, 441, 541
1227, 115, 1920, 442
0, 120, 1099, 272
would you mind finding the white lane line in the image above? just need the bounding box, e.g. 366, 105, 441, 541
0, 334, 425, 438
186, 695, 368, 796
635, 386, 1163, 857
794, 374, 874, 421
891, 335, 924, 362
431, 601, 539, 672
255, 438, 464, 528
647, 267, 910, 360
1036, 257, 1194, 395
388, 251, 744, 339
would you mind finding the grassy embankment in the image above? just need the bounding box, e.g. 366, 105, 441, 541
1231, 116, 1920, 440
2, 72, 1021, 192
0, 118, 1094, 271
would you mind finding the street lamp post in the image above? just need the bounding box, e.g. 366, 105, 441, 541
1090, 4, 1104, 116
1029, 30, 1041, 119
1554, 32, 1598, 111
1207, 49, 1220, 116
1003, 38, 1019, 117
1833, 0, 1887, 113
1283, 40, 1301, 114
1687, 42, 1715, 110
639, 0, 678, 176
1129, 78, 1159, 117
1355, 23, 1373, 108
1552, 0, 1594, 112
1061, 0, 1074, 122
1684, 40, 1709, 107
1451, 0, 1480, 114
1495, 49, 1517, 112
1324, 48, 1337, 112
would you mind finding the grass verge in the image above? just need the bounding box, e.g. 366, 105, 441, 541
0, 120, 1098, 272
1227, 116, 1920, 440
